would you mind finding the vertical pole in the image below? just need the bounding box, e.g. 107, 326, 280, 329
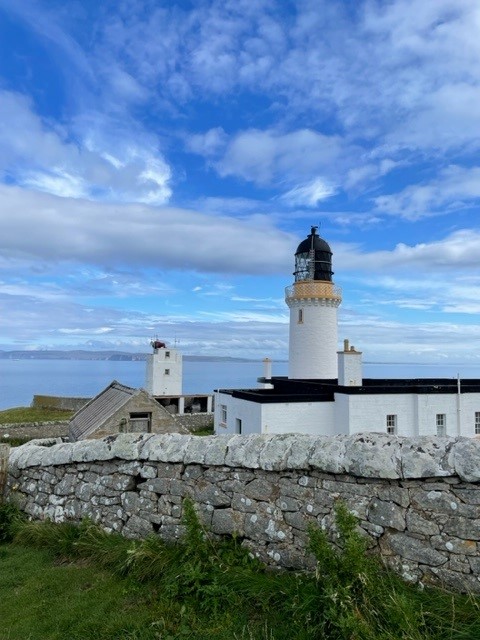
178, 396, 185, 415
456, 374, 461, 436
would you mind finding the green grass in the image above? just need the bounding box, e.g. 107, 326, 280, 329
192, 425, 214, 436
0, 545, 176, 640
1, 501, 480, 639
0, 406, 74, 425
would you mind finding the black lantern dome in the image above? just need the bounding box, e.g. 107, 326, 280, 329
294, 226, 333, 282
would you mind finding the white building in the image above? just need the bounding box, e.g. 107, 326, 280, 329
214, 227, 480, 438
145, 340, 213, 415
146, 340, 183, 397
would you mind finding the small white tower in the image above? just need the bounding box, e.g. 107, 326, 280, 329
145, 339, 183, 396
338, 339, 363, 386
286, 226, 342, 379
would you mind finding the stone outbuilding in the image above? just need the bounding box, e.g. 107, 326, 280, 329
68, 380, 187, 441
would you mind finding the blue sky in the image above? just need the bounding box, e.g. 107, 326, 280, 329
1, 0, 480, 363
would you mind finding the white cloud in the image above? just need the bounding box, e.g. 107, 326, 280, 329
374, 166, 480, 219
336, 228, 480, 273
280, 178, 337, 207
0, 90, 172, 205
217, 128, 345, 185
0, 185, 295, 275
23, 171, 88, 199
186, 127, 228, 157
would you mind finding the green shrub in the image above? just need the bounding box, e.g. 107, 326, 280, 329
0, 502, 25, 543
305, 500, 434, 640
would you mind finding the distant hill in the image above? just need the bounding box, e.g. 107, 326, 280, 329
0, 350, 260, 363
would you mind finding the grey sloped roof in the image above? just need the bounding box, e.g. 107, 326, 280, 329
69, 380, 138, 441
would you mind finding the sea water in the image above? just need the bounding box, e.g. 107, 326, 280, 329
1, 358, 480, 411
0, 359, 288, 410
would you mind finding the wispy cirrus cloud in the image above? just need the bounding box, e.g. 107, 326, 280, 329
0, 91, 172, 204
279, 178, 337, 207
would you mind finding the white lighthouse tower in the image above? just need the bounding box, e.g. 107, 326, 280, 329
145, 339, 183, 396
286, 226, 342, 379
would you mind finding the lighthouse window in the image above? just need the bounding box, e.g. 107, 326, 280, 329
298, 309, 304, 323
165, 351, 170, 358
164, 369, 170, 375
475, 412, 480, 435
386, 414, 397, 435
436, 414, 446, 436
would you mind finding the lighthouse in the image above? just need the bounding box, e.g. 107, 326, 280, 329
285, 226, 342, 379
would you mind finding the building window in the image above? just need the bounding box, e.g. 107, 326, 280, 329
475, 412, 480, 435
235, 418, 242, 434
164, 369, 170, 375
386, 414, 397, 435
436, 414, 446, 437
298, 308, 304, 323
165, 351, 170, 358
128, 412, 152, 433
220, 404, 227, 426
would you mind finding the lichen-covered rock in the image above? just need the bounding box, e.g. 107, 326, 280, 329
451, 438, 480, 482
401, 437, 455, 478
344, 433, 401, 479
368, 498, 406, 531
308, 436, 347, 473
259, 434, 298, 471
140, 433, 191, 462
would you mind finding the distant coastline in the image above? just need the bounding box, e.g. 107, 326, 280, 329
0, 350, 268, 363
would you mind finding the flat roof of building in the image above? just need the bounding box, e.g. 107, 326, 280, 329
215, 376, 480, 404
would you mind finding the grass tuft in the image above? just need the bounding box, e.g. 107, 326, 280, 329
0, 502, 25, 543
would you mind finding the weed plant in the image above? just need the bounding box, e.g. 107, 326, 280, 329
3, 499, 480, 639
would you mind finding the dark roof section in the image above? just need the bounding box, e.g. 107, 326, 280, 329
216, 376, 480, 404
295, 226, 332, 256
294, 226, 333, 282
69, 380, 138, 441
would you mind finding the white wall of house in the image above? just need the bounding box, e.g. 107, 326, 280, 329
214, 393, 263, 435
215, 389, 480, 438
260, 400, 337, 435
333, 393, 350, 435
338, 392, 480, 437
215, 392, 337, 436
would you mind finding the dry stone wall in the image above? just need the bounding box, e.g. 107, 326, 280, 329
6, 433, 480, 593
1, 421, 69, 441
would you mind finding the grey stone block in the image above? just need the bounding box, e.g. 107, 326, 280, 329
387, 533, 448, 566
401, 437, 455, 478
368, 498, 406, 531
